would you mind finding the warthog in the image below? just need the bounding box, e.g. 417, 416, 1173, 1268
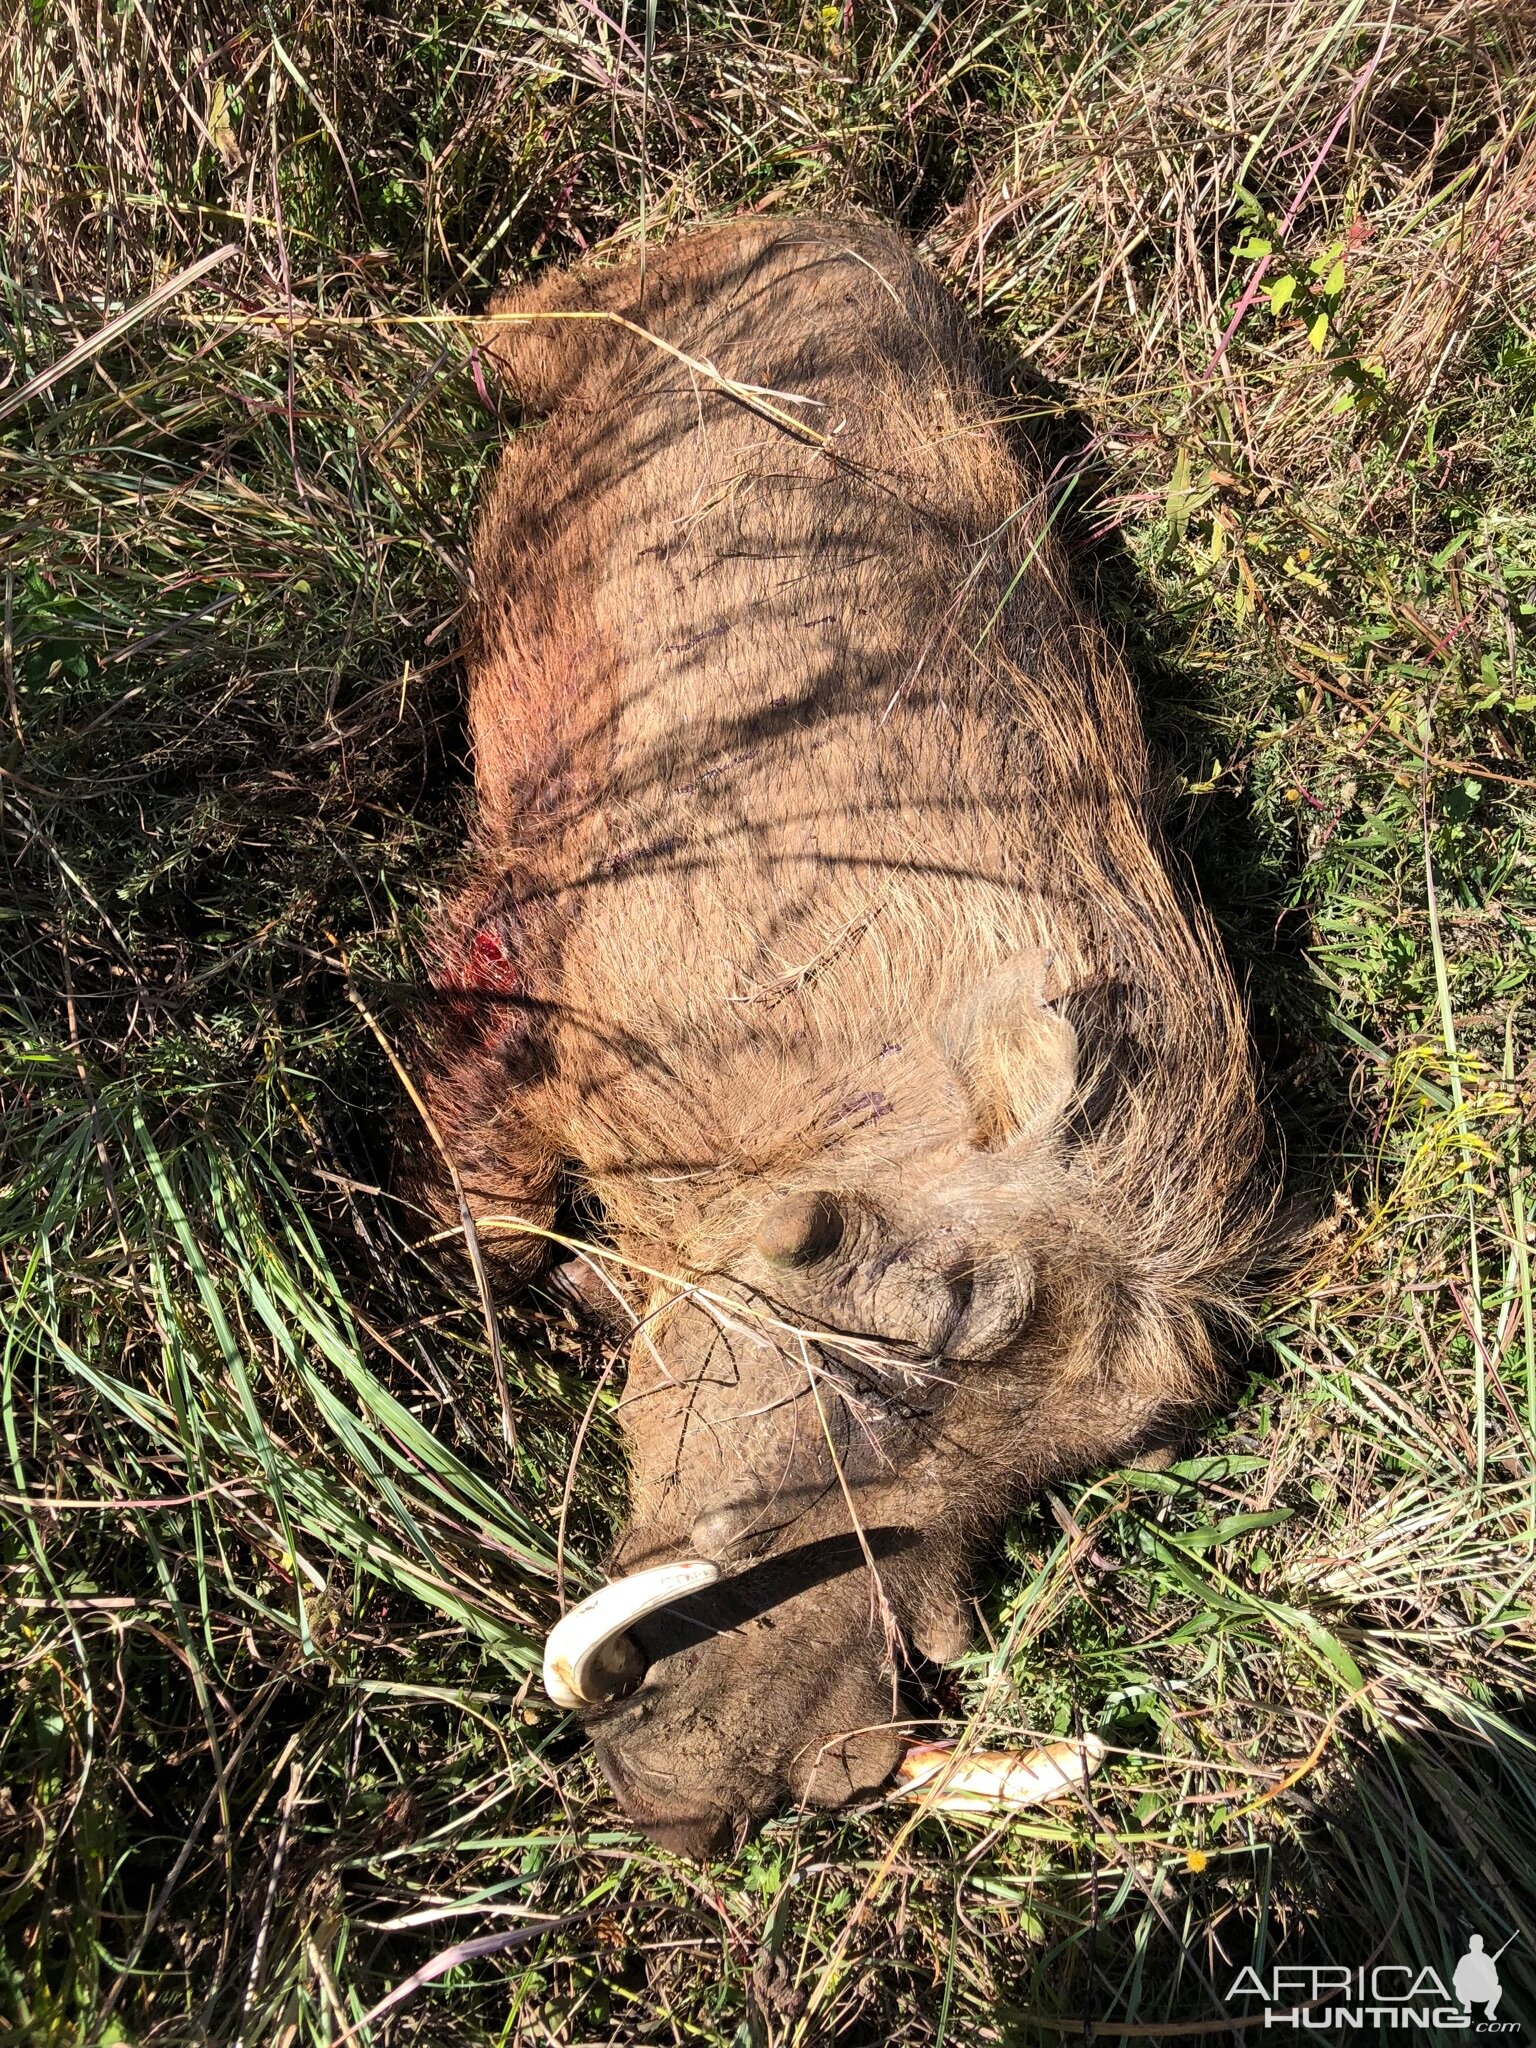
422, 216, 1274, 1857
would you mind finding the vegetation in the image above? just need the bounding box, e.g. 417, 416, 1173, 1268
3, 0, 1534, 2040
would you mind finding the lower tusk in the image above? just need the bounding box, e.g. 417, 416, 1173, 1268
543, 1558, 721, 1709
895, 1733, 1106, 1815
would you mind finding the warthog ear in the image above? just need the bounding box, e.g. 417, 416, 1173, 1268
941, 962, 1079, 1149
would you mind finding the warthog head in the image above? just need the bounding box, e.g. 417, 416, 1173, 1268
541, 978, 1235, 1857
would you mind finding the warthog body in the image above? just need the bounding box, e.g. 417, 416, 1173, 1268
425, 217, 1272, 1856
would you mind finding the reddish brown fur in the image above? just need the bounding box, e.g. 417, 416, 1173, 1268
419, 217, 1276, 1856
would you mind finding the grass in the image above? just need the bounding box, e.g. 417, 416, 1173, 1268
2, 0, 1535, 2040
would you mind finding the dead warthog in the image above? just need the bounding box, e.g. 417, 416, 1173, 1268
421, 216, 1276, 1857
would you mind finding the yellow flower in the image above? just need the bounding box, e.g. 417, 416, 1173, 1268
1186, 1849, 1209, 1873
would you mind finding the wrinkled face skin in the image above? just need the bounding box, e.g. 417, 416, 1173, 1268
575, 1159, 1133, 1858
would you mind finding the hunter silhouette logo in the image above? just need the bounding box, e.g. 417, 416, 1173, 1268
1226, 1931, 1521, 2031
1453, 1934, 1512, 2024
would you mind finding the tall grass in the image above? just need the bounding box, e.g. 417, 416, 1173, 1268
2, 1, 1534, 2041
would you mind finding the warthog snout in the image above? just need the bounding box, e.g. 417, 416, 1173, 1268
581, 1532, 918, 1859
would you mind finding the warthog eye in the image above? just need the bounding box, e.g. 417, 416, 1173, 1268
755, 1190, 845, 1268
751, 1189, 1032, 1362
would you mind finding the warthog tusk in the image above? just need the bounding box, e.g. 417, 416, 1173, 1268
895, 1733, 1106, 1815
542, 1558, 722, 1709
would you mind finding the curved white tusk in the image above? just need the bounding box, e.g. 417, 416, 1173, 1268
895, 1733, 1106, 1816
542, 1558, 722, 1710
